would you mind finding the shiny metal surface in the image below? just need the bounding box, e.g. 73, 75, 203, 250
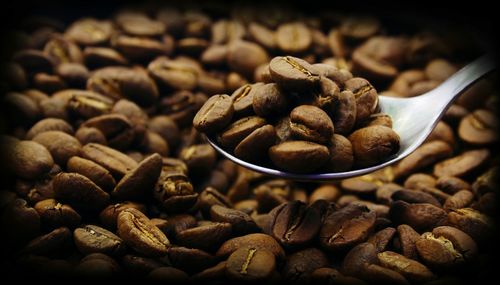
206, 55, 496, 181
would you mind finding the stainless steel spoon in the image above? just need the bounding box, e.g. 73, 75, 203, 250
206, 54, 496, 181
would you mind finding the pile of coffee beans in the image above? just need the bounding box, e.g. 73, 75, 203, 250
193, 55, 400, 173
0, 3, 497, 284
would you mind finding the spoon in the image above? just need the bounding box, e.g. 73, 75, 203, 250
206, 54, 496, 181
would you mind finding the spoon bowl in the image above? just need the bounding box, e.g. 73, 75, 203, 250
206, 55, 496, 181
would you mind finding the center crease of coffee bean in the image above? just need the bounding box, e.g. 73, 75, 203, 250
283, 56, 313, 77
131, 216, 163, 246
240, 248, 257, 274
234, 85, 251, 102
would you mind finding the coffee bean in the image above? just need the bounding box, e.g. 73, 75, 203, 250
83, 47, 128, 68
81, 143, 138, 179
391, 190, 441, 207
75, 127, 107, 145
32, 131, 81, 166
67, 156, 116, 191
227, 40, 269, 77
252, 83, 289, 117
34, 199, 81, 229
446, 208, 494, 243
340, 16, 380, 39
342, 242, 378, 277
344, 77, 378, 123
390, 201, 447, 232
433, 149, 490, 178
394, 141, 453, 179
99, 202, 147, 230
176, 222, 232, 251
436, 176, 471, 194
269, 141, 329, 173
458, 109, 498, 146
193, 94, 234, 133
269, 201, 321, 248
226, 247, 276, 281
81, 114, 135, 150
20, 227, 73, 257
210, 205, 259, 235
26, 118, 74, 140
117, 208, 170, 257
282, 247, 329, 282
113, 153, 162, 200
147, 267, 189, 283
179, 144, 217, 177
320, 204, 376, 251
216, 233, 285, 261
276, 22, 312, 54
290, 105, 334, 144
368, 227, 396, 252
53, 172, 110, 211
167, 246, 217, 274
74, 224, 126, 255
218, 116, 267, 148
378, 251, 435, 282
234, 124, 277, 163
65, 18, 113, 46
349, 126, 400, 167
5, 140, 54, 180
269, 56, 320, 92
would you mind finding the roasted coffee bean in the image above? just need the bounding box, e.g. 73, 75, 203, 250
81, 114, 134, 150
344, 77, 378, 123
179, 144, 217, 177
167, 246, 217, 274
458, 109, 498, 145
83, 47, 128, 68
81, 143, 138, 179
113, 153, 162, 200
340, 176, 378, 196
320, 204, 376, 251
5, 140, 54, 180
342, 242, 378, 277
252, 83, 289, 117
394, 141, 453, 179
276, 22, 312, 54
390, 201, 447, 231
67, 156, 116, 191
193, 94, 234, 133
433, 149, 490, 178
26, 118, 74, 140
147, 267, 189, 283
290, 105, 334, 144
269, 56, 320, 92
66, 90, 114, 119
378, 251, 435, 282
74, 224, 126, 255
155, 172, 197, 214
53, 172, 110, 211
282, 247, 329, 283
210, 205, 259, 235
314, 77, 340, 110
333, 90, 357, 134
197, 187, 233, 217
1, 198, 41, 245
443, 190, 474, 210
391, 189, 441, 207
20, 227, 73, 257
117, 208, 170, 257
216, 233, 285, 260
226, 247, 276, 281
65, 18, 113, 46
218, 116, 267, 148
446, 208, 494, 243
269, 141, 330, 173
227, 40, 269, 77
32, 131, 82, 166
113, 35, 172, 60
368, 227, 396, 252
436, 176, 471, 194
230, 83, 262, 117
176, 222, 232, 252
34, 199, 81, 229
99, 202, 147, 230
311, 267, 367, 285
148, 57, 199, 91
234, 125, 277, 163
269, 201, 321, 248
349, 126, 400, 167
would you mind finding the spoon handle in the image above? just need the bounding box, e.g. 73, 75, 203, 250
423, 54, 496, 102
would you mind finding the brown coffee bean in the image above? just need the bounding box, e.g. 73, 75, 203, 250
443, 190, 474, 210
282, 247, 329, 283
75, 127, 108, 145
425, 59, 457, 82
193, 94, 234, 134
376, 183, 404, 205
426, 121, 455, 146
119, 16, 165, 37
43, 34, 82, 65
81, 114, 135, 150
330, 90, 357, 135
447, 208, 494, 243
81, 143, 138, 179
276, 22, 312, 54
229, 83, 261, 117
34, 199, 81, 229
148, 56, 199, 91
5, 140, 54, 180
87, 66, 159, 106
113, 153, 162, 200
179, 144, 217, 177
99, 202, 147, 230
66, 90, 114, 119
349, 126, 400, 167
113, 35, 172, 60
147, 267, 189, 283
32, 131, 82, 166
216, 233, 285, 261
65, 18, 113, 46
167, 246, 217, 274
290, 105, 334, 144
458, 109, 498, 146
416, 232, 466, 269
436, 176, 471, 194
396, 224, 421, 259
269, 201, 321, 248
0, 198, 41, 245
226, 247, 276, 281
433, 149, 490, 178
320, 204, 376, 251
341, 177, 378, 196
210, 205, 258, 235
269, 141, 329, 173
53, 172, 110, 211
404, 173, 436, 189
344, 77, 378, 123
13, 49, 54, 74
342, 242, 378, 277
219, 116, 267, 149
74, 224, 126, 255
26, 118, 74, 140
362, 263, 409, 285
391, 190, 441, 207
394, 141, 453, 179
389, 201, 447, 231
269, 56, 320, 92
176, 222, 232, 251
117, 208, 170, 257
248, 22, 277, 50
155, 172, 197, 214
198, 187, 233, 217
56, 63, 88, 87
227, 40, 269, 77
252, 83, 289, 117
121, 254, 163, 276
368, 227, 396, 252
378, 251, 434, 283
340, 16, 380, 39
83, 47, 128, 68
67, 156, 116, 192
20, 227, 73, 257
311, 267, 367, 285
234, 125, 277, 163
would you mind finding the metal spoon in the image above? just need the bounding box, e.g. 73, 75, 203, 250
206, 54, 496, 181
